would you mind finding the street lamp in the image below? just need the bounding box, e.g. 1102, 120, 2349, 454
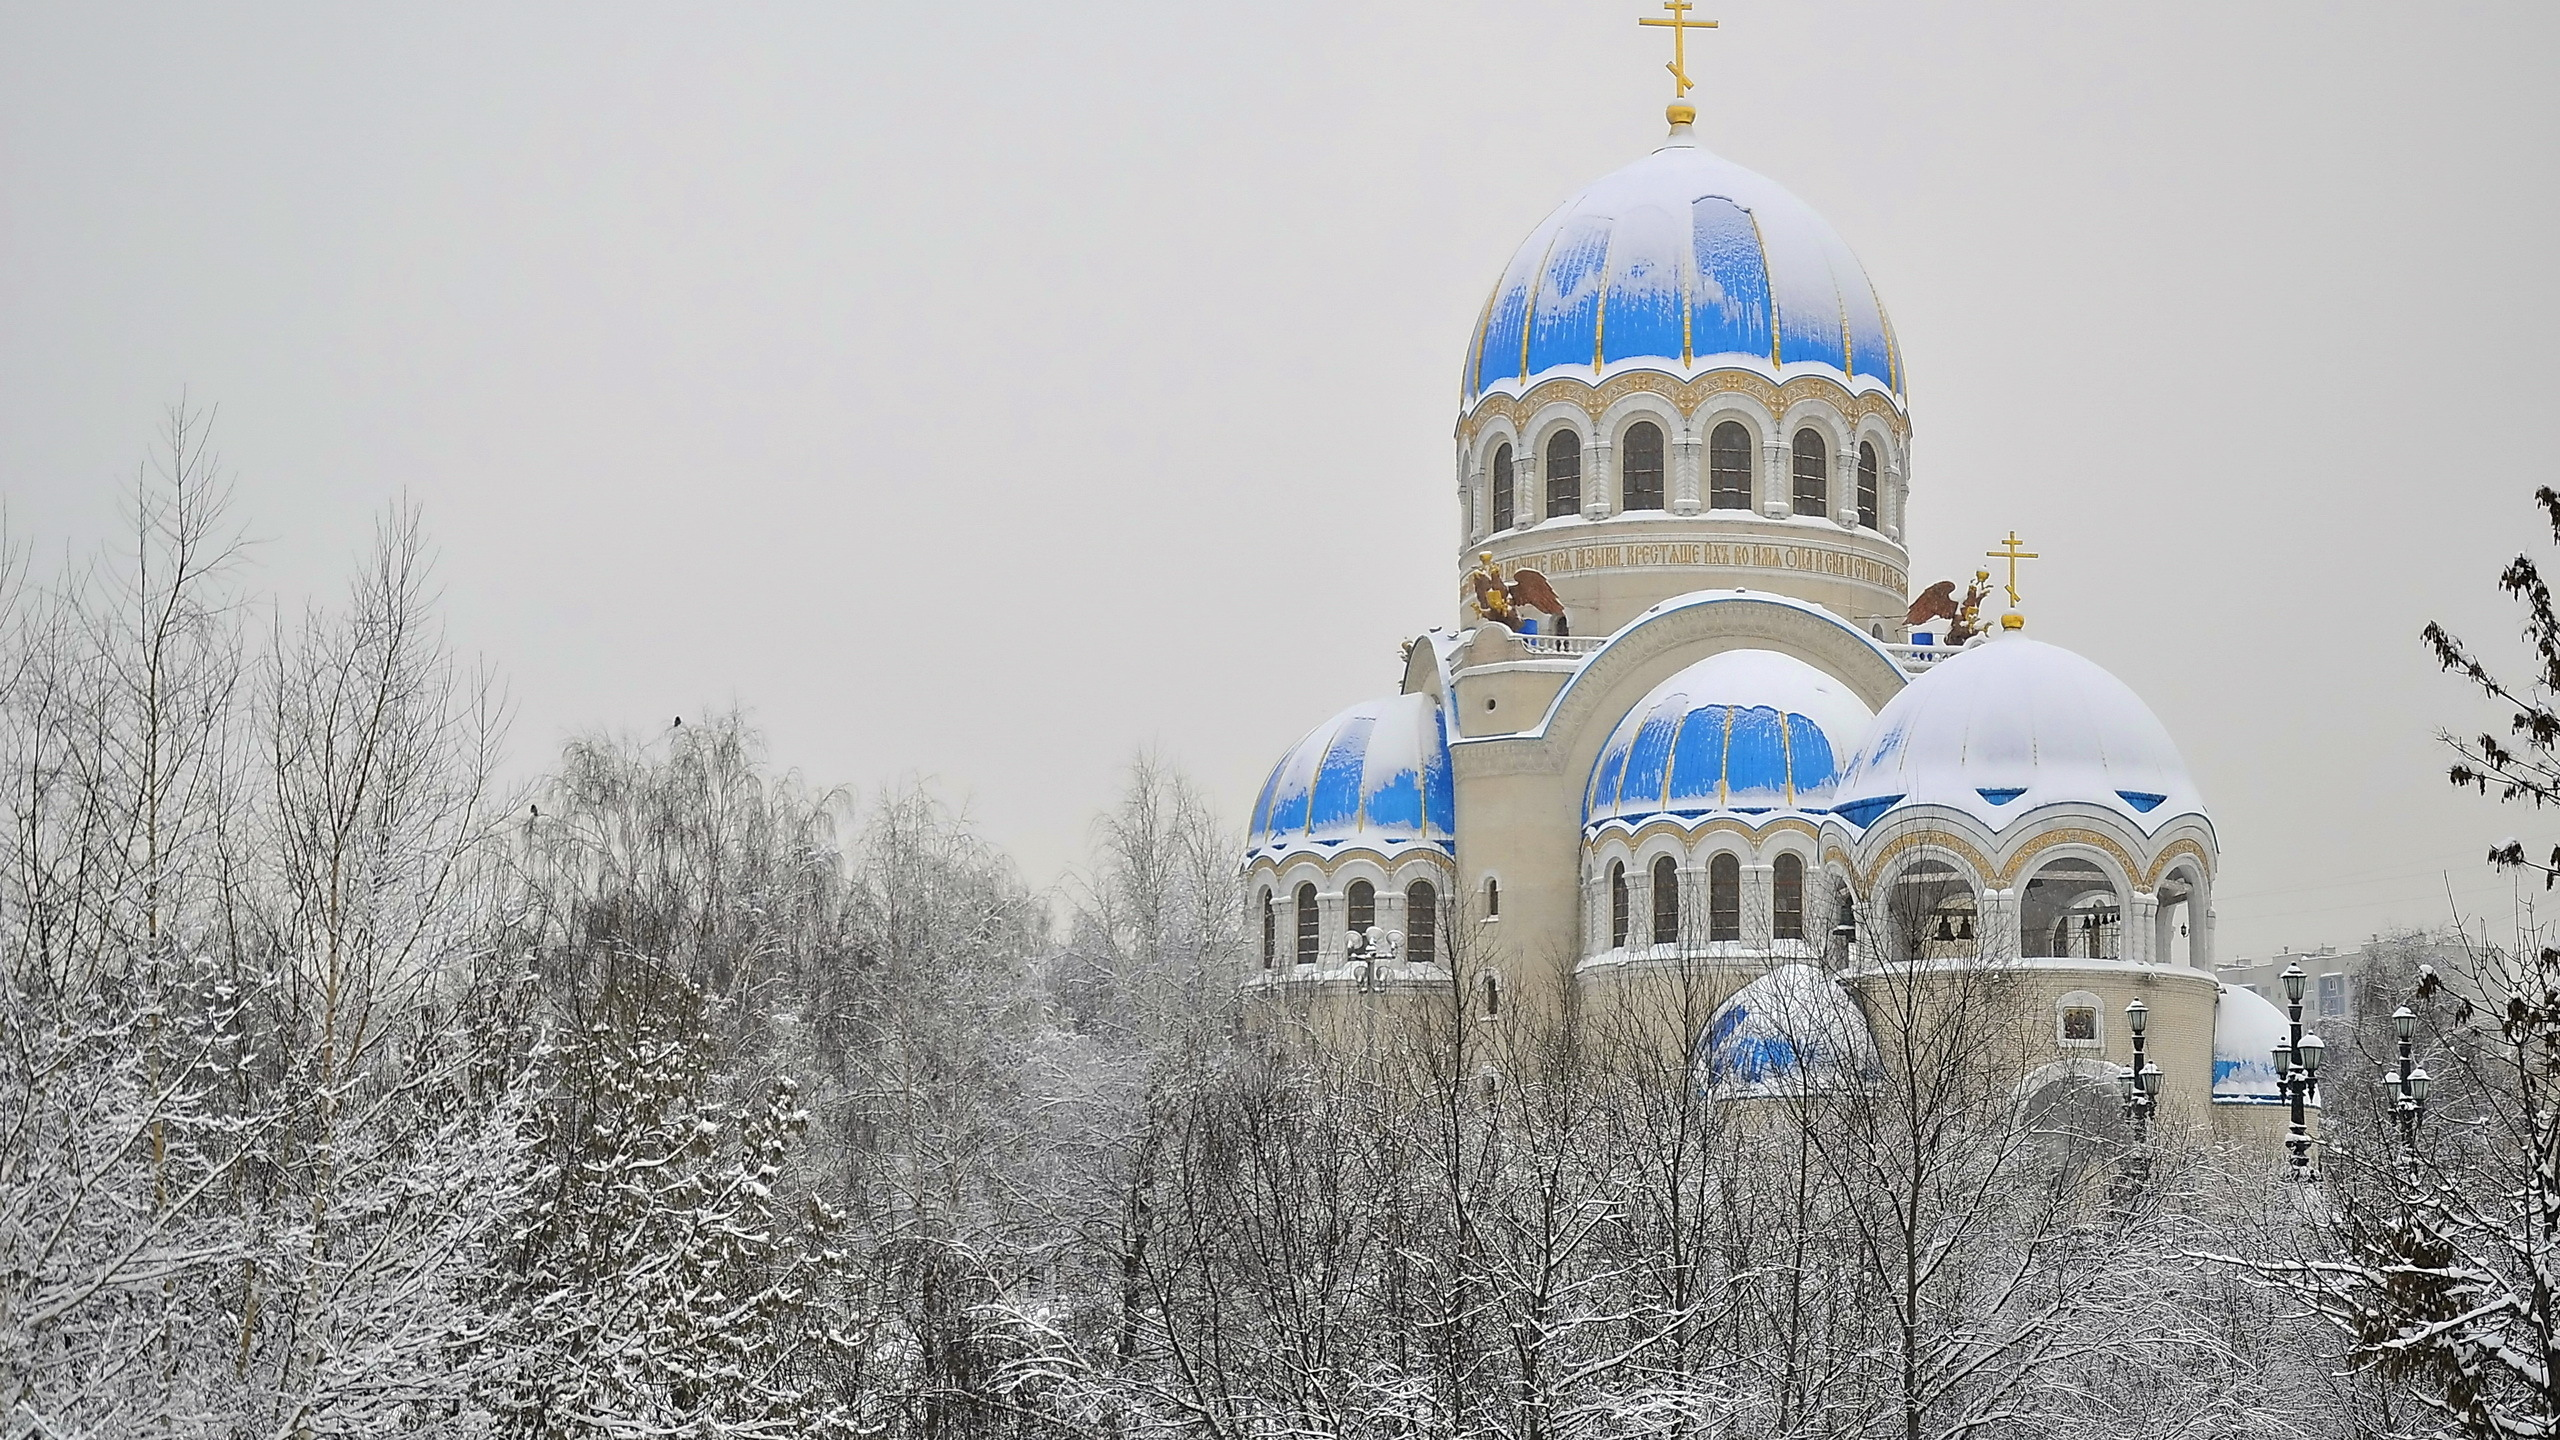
2122, 998, 2155, 1133
2277, 962, 2320, 1178
2390, 1004, 2428, 1146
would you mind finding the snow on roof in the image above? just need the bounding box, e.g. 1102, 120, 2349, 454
1697, 963, 1876, 1098
2213, 984, 2289, 1104
1245, 693, 1456, 861
1586, 648, 1875, 825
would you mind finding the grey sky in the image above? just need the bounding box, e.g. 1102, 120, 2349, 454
3, 2, 2553, 959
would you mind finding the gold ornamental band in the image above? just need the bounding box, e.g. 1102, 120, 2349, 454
1496, 538, 1905, 593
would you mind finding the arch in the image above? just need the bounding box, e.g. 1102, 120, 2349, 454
1709, 852, 1742, 942
1294, 882, 1319, 966
1791, 428, 1829, 518
1773, 851, 1806, 942
1407, 879, 1440, 965
1856, 441, 1880, 530
1259, 889, 1275, 969
1621, 419, 1665, 511
1545, 428, 1582, 518
1708, 418, 1754, 511
1347, 878, 1375, 936
2021, 856, 2122, 960
1882, 857, 1976, 962
1491, 441, 1516, 533
1610, 860, 1631, 948
1650, 853, 1680, 945
2020, 1070, 2130, 1194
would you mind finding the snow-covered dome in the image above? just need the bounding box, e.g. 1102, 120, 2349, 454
2213, 984, 2288, 1104
1829, 635, 2204, 832
1247, 694, 1455, 858
1697, 963, 1876, 1096
1586, 649, 1874, 825
1465, 116, 1902, 403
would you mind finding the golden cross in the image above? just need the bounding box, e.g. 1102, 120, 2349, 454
1985, 530, 2040, 607
1636, 1, 1718, 99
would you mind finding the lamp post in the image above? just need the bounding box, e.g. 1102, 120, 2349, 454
2120, 998, 2157, 1134
2390, 1005, 2431, 1148
2276, 962, 2325, 1178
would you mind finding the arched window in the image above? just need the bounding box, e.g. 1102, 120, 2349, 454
1709, 420, 1752, 510
1887, 860, 1976, 961
1347, 879, 1375, 937
1621, 420, 1664, 511
1792, 429, 1828, 517
1545, 430, 1581, 518
1773, 853, 1805, 941
1609, 861, 1630, 948
1491, 442, 1515, 532
1481, 972, 1501, 1018
1484, 875, 1501, 917
1260, 889, 1275, 969
1855, 441, 1880, 530
2022, 859, 2119, 959
1650, 854, 1680, 945
1294, 882, 1318, 966
1709, 853, 1741, 941
1406, 880, 1439, 965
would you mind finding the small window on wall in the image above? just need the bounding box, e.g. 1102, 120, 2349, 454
1484, 876, 1501, 917
1546, 430, 1582, 518
1773, 853, 1805, 941
1609, 862, 1630, 948
1260, 891, 1275, 969
1709, 421, 1752, 510
1621, 421, 1665, 511
1650, 855, 1679, 945
1481, 972, 1502, 1019
1709, 853, 1741, 942
1294, 883, 1318, 966
2318, 973, 2347, 1019
1406, 880, 1439, 965
1347, 879, 1375, 936
1491, 443, 1515, 532
1792, 429, 1828, 516
1856, 442, 1880, 530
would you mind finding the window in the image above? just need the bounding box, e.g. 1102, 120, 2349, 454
1651, 854, 1680, 945
1482, 972, 1502, 1018
1792, 429, 1828, 517
1260, 890, 1275, 969
1347, 879, 1375, 936
1709, 853, 1741, 941
1856, 441, 1880, 530
1773, 853, 1805, 941
1491, 443, 1515, 532
1609, 861, 1630, 948
1294, 883, 1318, 965
1545, 430, 1581, 518
1709, 421, 1752, 510
2318, 972, 2348, 1019
1621, 421, 1664, 511
1406, 880, 1439, 965
1484, 876, 1500, 917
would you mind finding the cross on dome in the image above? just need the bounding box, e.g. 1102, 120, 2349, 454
1986, 530, 2041, 609
1636, 1, 1717, 102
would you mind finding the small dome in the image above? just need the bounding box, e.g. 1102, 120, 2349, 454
1830, 636, 2204, 832
2213, 984, 2289, 1103
1697, 963, 1875, 1096
1248, 694, 1455, 857
1465, 121, 1902, 403
1587, 649, 1874, 825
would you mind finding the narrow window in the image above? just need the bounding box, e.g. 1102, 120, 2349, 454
1545, 430, 1581, 518
1406, 880, 1439, 965
1294, 882, 1318, 965
1709, 421, 1752, 510
1260, 890, 1275, 969
1482, 972, 1501, 1018
1651, 854, 1680, 945
1621, 421, 1664, 511
1347, 879, 1375, 936
1856, 441, 1880, 530
1773, 853, 1805, 941
1609, 861, 1630, 948
1491, 443, 1515, 532
1792, 429, 1828, 517
1709, 853, 1741, 942
1485, 876, 1500, 917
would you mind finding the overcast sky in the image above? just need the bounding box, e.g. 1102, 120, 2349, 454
4, 2, 2555, 960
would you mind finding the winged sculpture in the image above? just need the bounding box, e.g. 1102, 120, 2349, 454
1468, 552, 1569, 636
1906, 569, 1993, 646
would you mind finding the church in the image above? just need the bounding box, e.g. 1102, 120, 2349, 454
1236, 37, 2296, 1144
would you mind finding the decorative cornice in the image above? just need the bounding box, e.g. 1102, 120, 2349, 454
1459, 368, 1909, 448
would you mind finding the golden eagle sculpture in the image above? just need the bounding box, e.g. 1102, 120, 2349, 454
1468, 552, 1569, 636
1906, 570, 1992, 646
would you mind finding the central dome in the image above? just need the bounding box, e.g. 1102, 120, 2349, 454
1464, 117, 1902, 402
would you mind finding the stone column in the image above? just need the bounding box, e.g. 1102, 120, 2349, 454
1762, 436, 1791, 518
2124, 890, 2159, 965
1976, 886, 2019, 959
1884, 460, 1907, 542
1833, 442, 1857, 528
1380, 887, 1409, 965
1318, 889, 1346, 967
1672, 432, 1703, 515
1744, 861, 1775, 948
1628, 868, 1653, 949
1584, 436, 1614, 520
1677, 862, 1707, 953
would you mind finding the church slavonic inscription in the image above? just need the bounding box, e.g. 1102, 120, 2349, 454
1503, 538, 1905, 593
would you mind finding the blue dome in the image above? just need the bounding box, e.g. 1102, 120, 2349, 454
1248, 694, 1455, 857
1586, 649, 1875, 825
1465, 120, 1902, 401
1697, 963, 1875, 1096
